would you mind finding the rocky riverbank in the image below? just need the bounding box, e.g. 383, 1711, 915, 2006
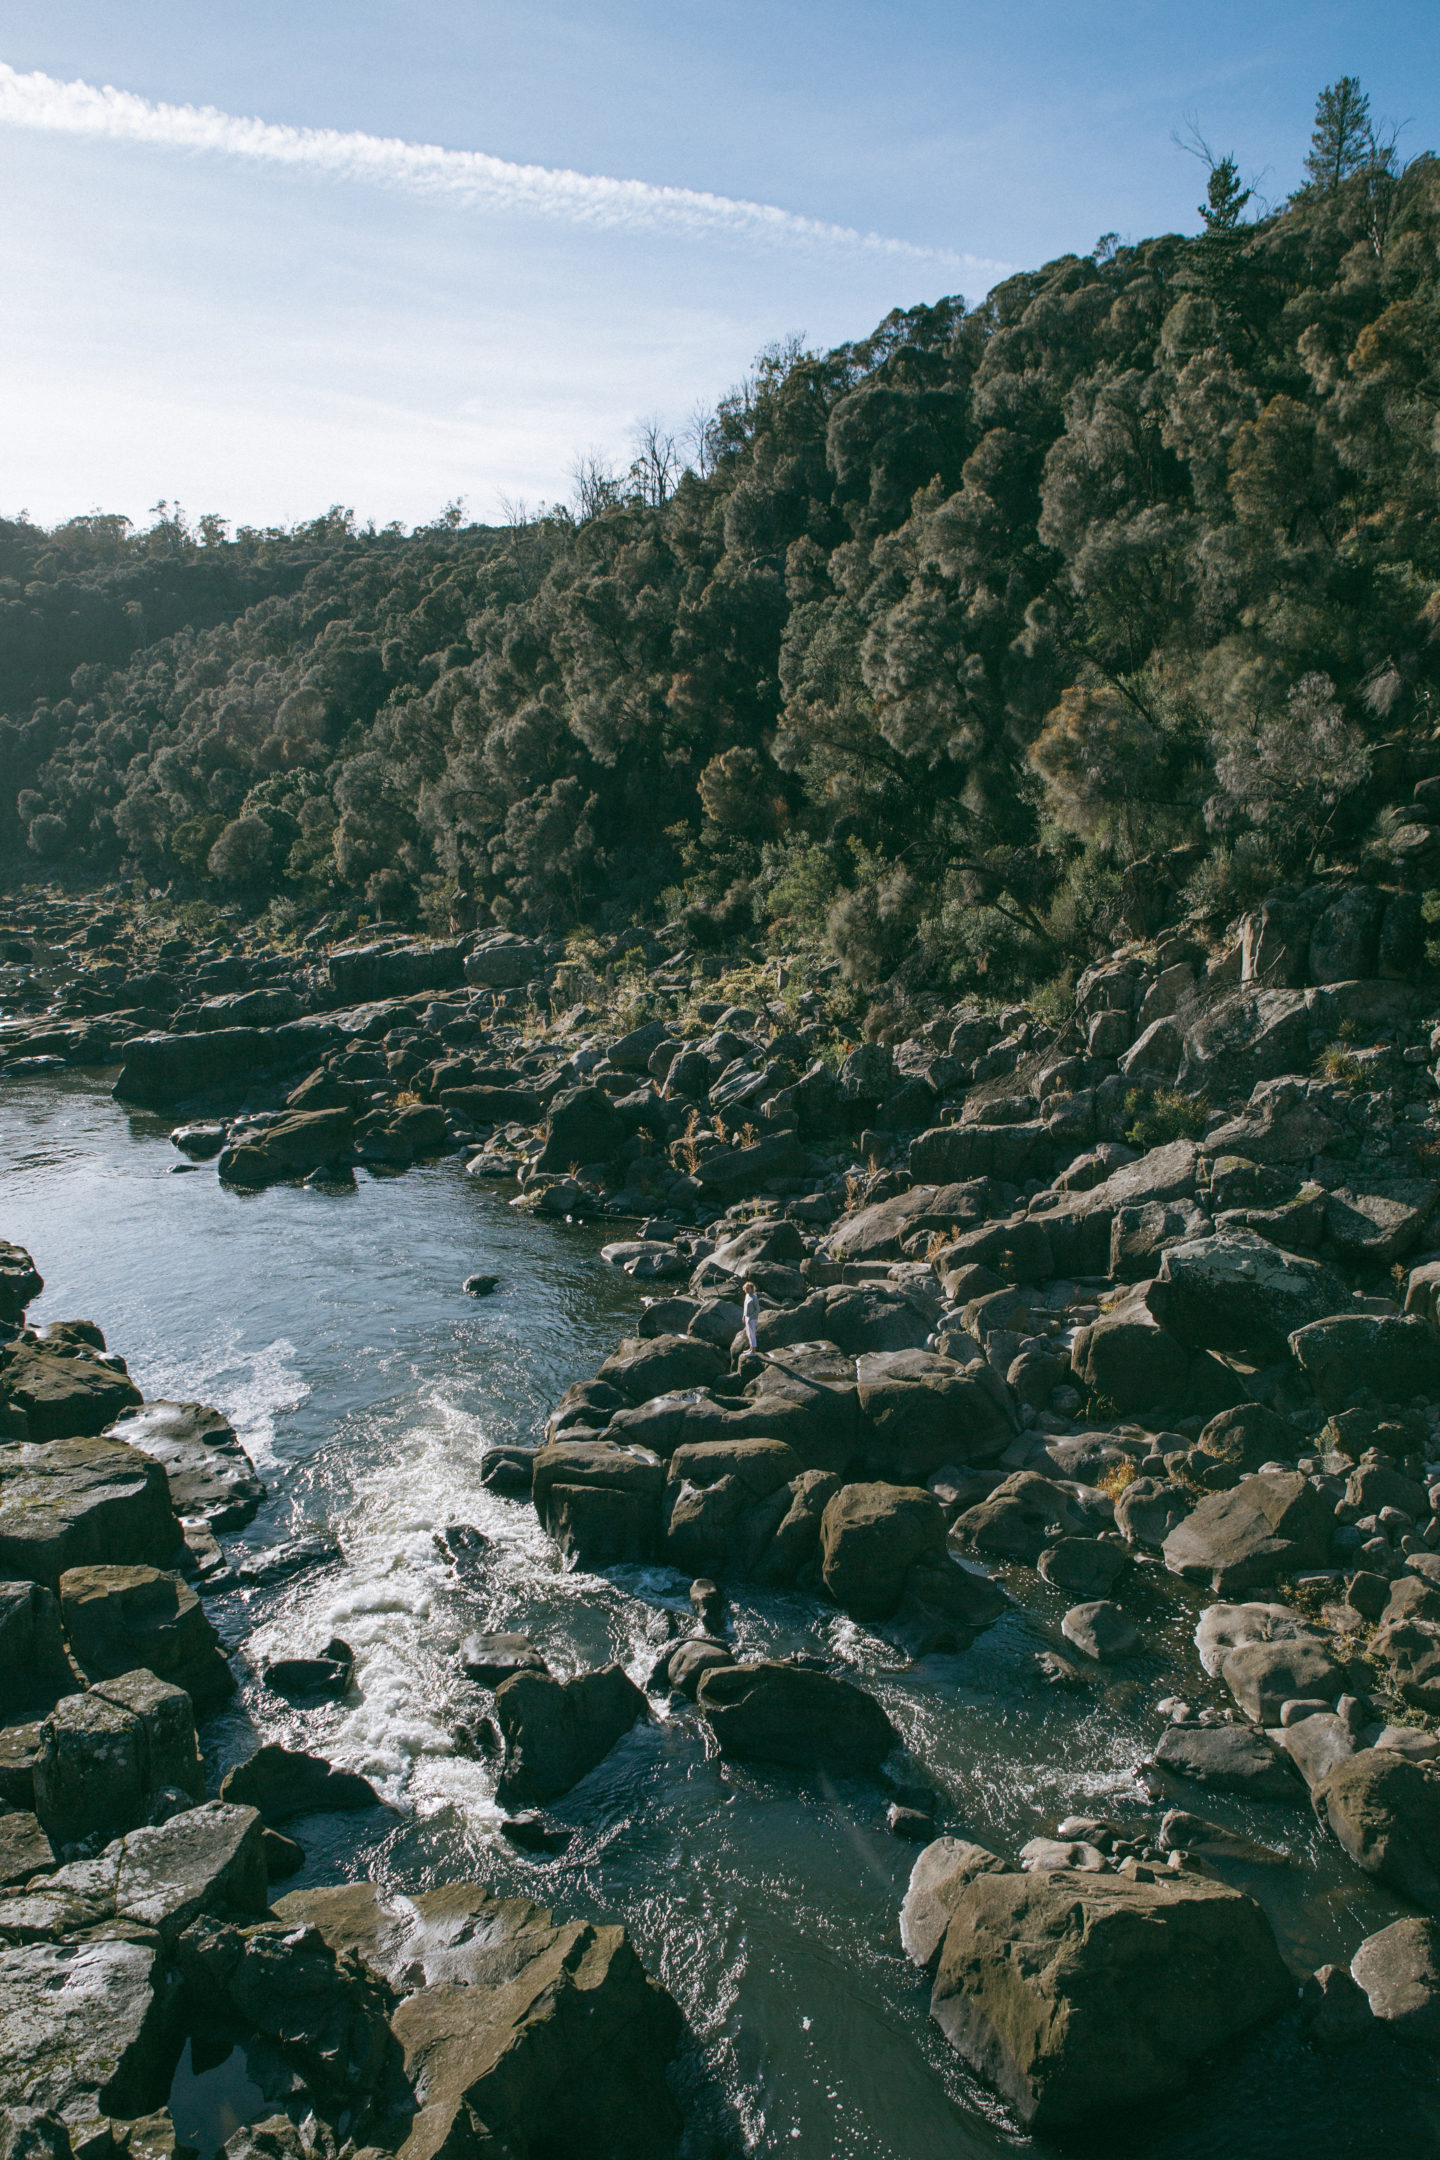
5, 868, 1440, 2141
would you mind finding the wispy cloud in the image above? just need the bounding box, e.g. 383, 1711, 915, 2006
0, 62, 997, 277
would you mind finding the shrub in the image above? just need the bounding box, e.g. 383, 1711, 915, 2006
1124, 1086, 1210, 1148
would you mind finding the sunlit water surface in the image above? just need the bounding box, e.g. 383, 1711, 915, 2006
3, 1075, 1436, 2160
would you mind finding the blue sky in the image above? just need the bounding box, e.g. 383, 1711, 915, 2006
1, 1, 1435, 530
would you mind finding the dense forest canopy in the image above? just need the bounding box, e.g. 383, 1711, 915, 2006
6, 82, 1440, 1020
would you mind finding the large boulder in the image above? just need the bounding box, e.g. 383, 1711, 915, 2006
58, 1564, 234, 1706
33, 1669, 204, 1844
660, 1438, 801, 1578
928, 1866, 1292, 2129
856, 1349, 1014, 1473
104, 1401, 264, 1529
535, 1086, 626, 1174
1220, 1638, 1342, 1724
0, 1437, 182, 1587
217, 1106, 354, 1187
0, 1581, 76, 1717
696, 1661, 895, 1772
1162, 1472, 1331, 1593
598, 1334, 726, 1403
0, 1935, 169, 2135
1288, 1313, 1440, 1411
390, 1912, 682, 2160
1178, 986, 1312, 1098
531, 1441, 664, 1568
1069, 1297, 1189, 1416
951, 1472, 1090, 1564
112, 1801, 269, 1943
112, 1026, 271, 1106
494, 1666, 646, 1806
1, 1341, 143, 1441
461, 933, 544, 989
819, 1482, 946, 1621
1315, 1749, 1440, 1911
1146, 1235, 1346, 1365
329, 939, 465, 1002
1351, 1918, 1440, 2047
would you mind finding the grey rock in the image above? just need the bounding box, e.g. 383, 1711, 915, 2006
219, 1744, 380, 1824
1315, 1748, 1440, 1911
1061, 1600, 1140, 1661
1163, 1473, 1331, 1594
1152, 1723, 1301, 1800
1146, 1234, 1347, 1365
104, 1402, 264, 1530
0, 1935, 167, 2131
900, 1837, 1008, 1967
1289, 1313, 1440, 1412
1220, 1638, 1342, 1724
58, 1564, 233, 1706
0, 1437, 181, 1589
1351, 1917, 1440, 2046
819, 1482, 946, 1621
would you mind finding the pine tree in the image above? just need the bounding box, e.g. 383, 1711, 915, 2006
1303, 77, 1374, 192
1199, 156, 1251, 231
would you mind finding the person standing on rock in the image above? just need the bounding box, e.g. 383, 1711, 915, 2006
743, 1280, 760, 1355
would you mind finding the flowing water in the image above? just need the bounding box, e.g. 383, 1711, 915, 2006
3, 1074, 1437, 2160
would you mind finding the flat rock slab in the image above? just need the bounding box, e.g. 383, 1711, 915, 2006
0, 1933, 167, 2127
1220, 1638, 1342, 1724
0, 1437, 180, 1588
1152, 1724, 1301, 1801
106, 1401, 265, 1529
1, 1343, 143, 1442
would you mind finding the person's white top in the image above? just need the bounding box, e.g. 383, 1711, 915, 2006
742, 1289, 760, 1352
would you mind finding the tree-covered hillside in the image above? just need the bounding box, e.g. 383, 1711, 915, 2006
8, 83, 1440, 1024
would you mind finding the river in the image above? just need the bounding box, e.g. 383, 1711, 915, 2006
2, 1073, 1435, 2160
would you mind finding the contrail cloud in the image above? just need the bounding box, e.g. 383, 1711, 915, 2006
0, 62, 991, 275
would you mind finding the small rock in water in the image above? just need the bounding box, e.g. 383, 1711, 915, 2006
1303, 1963, 1375, 2044
261, 1827, 306, 1880
480, 1446, 534, 1496
887, 1803, 936, 1843
689, 1577, 726, 1631
1061, 1600, 1141, 1661
219, 1742, 381, 1822
499, 1812, 570, 1855
464, 1273, 501, 1297
302, 1163, 357, 1190
436, 1523, 492, 1573
263, 1637, 355, 1702
1157, 1808, 1288, 1866
459, 1632, 548, 1686
232, 1535, 341, 1586
1035, 1649, 1090, 1688
169, 1163, 204, 1174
